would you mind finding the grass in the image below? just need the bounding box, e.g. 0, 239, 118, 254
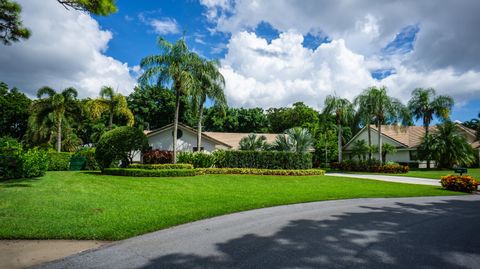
0, 171, 464, 240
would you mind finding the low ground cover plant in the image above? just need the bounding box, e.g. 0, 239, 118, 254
196, 168, 325, 176
103, 168, 196, 177
440, 175, 479, 193
128, 163, 193, 170
331, 160, 409, 173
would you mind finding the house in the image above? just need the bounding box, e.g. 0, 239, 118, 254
343, 123, 480, 167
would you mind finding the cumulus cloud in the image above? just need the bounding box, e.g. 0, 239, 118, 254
149, 18, 180, 35
0, 0, 136, 97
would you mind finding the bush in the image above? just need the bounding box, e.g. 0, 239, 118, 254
441, 175, 479, 193
96, 126, 149, 170
143, 150, 174, 164
47, 152, 73, 171
330, 160, 409, 173
214, 150, 312, 169
196, 168, 325, 176
0, 137, 48, 179
73, 147, 100, 170
128, 163, 193, 170
177, 152, 215, 168
103, 168, 195, 177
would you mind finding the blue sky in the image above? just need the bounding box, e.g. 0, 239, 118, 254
1, 0, 479, 124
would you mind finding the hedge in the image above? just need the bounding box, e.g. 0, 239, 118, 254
1, 137, 48, 179
214, 150, 312, 169
103, 168, 196, 177
73, 147, 100, 170
47, 152, 73, 171
196, 168, 325, 176
128, 163, 194, 170
330, 160, 409, 174
441, 175, 479, 193
177, 152, 215, 168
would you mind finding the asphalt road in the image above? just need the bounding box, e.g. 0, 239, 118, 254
36, 195, 480, 269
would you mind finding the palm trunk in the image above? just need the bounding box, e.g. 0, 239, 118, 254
338, 122, 342, 162
324, 133, 328, 167
57, 118, 62, 153
367, 124, 372, 160
378, 121, 383, 164
108, 110, 114, 130
172, 91, 180, 164
425, 124, 430, 169
196, 105, 203, 152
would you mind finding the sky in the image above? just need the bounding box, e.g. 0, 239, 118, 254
1, 0, 479, 123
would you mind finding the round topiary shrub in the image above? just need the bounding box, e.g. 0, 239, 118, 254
95, 126, 149, 171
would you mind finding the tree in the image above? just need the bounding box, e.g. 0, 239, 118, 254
0, 81, 31, 138
203, 107, 270, 133
29, 87, 80, 152
322, 95, 354, 162
239, 134, 268, 151
272, 127, 313, 153
462, 112, 480, 140
369, 86, 407, 164
381, 143, 397, 161
88, 86, 134, 130
267, 102, 319, 133
139, 37, 197, 163
351, 139, 369, 161
354, 88, 376, 160
191, 57, 226, 152
56, 0, 117, 15
425, 121, 475, 168
0, 0, 30, 45
408, 88, 454, 168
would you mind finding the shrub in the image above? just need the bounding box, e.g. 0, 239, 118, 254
73, 147, 100, 170
0, 137, 48, 179
441, 175, 479, 193
96, 126, 149, 170
128, 163, 193, 170
330, 160, 409, 173
214, 150, 312, 169
177, 152, 215, 168
143, 150, 174, 164
103, 168, 195, 177
196, 168, 325, 176
21, 148, 48, 177
47, 152, 73, 171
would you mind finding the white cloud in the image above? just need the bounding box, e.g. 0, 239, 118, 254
0, 0, 136, 97
149, 18, 180, 35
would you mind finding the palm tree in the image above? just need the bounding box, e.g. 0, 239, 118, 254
369, 86, 407, 164
322, 95, 354, 162
239, 134, 268, 151
354, 88, 375, 160
351, 139, 369, 161
191, 57, 226, 152
139, 37, 196, 163
88, 86, 134, 130
381, 143, 397, 161
408, 88, 454, 168
428, 121, 475, 168
272, 127, 314, 153
30, 87, 79, 152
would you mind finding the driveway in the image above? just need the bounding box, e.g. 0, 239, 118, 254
36, 195, 480, 269
326, 172, 441, 186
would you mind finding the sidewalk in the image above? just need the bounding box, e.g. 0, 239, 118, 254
325, 173, 441, 186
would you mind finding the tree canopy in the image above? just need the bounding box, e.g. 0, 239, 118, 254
0, 0, 30, 45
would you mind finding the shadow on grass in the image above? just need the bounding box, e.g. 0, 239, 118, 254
139, 198, 480, 269
0, 177, 39, 188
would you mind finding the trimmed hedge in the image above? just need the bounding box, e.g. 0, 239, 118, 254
441, 175, 479, 193
196, 168, 325, 176
47, 152, 73, 171
103, 168, 196, 177
177, 152, 215, 168
0, 137, 48, 179
74, 147, 100, 170
331, 160, 409, 174
128, 163, 194, 170
214, 150, 312, 169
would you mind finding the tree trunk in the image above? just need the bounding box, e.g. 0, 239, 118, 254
324, 133, 328, 167
172, 91, 180, 164
367, 124, 372, 160
57, 118, 62, 153
108, 109, 114, 130
197, 105, 204, 152
338, 123, 342, 162
425, 124, 430, 169
378, 122, 383, 164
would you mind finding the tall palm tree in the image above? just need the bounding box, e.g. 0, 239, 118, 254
354, 88, 375, 160
30, 86, 79, 152
139, 37, 196, 163
408, 88, 454, 168
191, 57, 226, 152
322, 95, 354, 162
369, 86, 408, 164
88, 86, 134, 130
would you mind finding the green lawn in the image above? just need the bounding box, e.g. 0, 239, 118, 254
0, 171, 463, 240
345, 168, 480, 180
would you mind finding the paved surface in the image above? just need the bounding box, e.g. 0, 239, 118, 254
326, 172, 441, 186
0, 240, 108, 269
36, 195, 480, 269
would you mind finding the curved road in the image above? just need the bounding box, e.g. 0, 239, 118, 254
36, 195, 480, 269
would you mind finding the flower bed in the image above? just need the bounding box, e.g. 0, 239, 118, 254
103, 168, 196, 177
128, 163, 194, 170
330, 160, 409, 173
196, 168, 325, 176
440, 175, 479, 193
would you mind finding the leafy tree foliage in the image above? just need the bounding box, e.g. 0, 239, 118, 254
203, 106, 270, 133
239, 133, 268, 151
56, 0, 117, 15
272, 127, 313, 153
462, 112, 480, 140
0, 81, 31, 138
87, 86, 134, 130
267, 102, 319, 133
0, 0, 30, 45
